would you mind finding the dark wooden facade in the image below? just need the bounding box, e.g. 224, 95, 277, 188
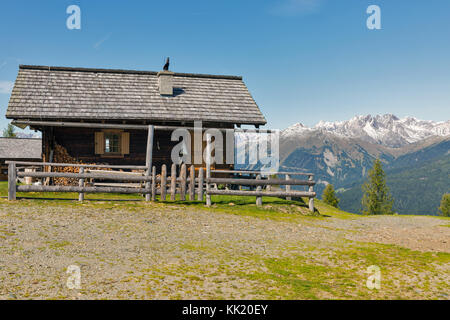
40, 122, 234, 173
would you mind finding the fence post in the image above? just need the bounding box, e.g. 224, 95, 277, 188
285, 174, 291, 201
198, 167, 204, 201
308, 174, 314, 212
180, 164, 186, 201
189, 165, 195, 201
145, 125, 155, 201
256, 174, 262, 206
205, 133, 212, 206
160, 164, 167, 201
170, 164, 176, 201
151, 166, 156, 201
78, 167, 85, 202
8, 162, 16, 201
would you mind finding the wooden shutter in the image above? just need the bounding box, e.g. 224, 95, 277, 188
95, 132, 104, 154
121, 132, 130, 155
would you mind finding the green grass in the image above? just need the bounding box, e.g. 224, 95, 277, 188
1, 181, 355, 221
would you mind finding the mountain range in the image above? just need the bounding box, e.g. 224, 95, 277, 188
275, 114, 449, 215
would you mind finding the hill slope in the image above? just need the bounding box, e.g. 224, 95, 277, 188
338, 140, 450, 215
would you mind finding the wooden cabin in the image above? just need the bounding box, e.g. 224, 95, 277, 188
6, 65, 266, 172
0, 138, 41, 180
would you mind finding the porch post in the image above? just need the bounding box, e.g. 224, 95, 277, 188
205, 133, 212, 207
145, 125, 155, 201
8, 162, 16, 201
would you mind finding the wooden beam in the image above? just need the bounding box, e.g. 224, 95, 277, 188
17, 185, 151, 194
12, 120, 278, 133
309, 174, 315, 212
8, 162, 16, 201
207, 190, 316, 198
285, 174, 291, 201
7, 161, 147, 170
170, 164, 176, 201
256, 174, 262, 206
206, 178, 315, 186
78, 167, 85, 202
160, 164, 167, 201
205, 133, 212, 206
197, 167, 204, 201
189, 165, 195, 201
145, 125, 154, 201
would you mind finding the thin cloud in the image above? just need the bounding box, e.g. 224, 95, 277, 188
0, 81, 14, 94
270, 0, 323, 16
94, 33, 112, 50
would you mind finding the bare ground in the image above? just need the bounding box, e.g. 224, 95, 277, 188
0, 199, 449, 300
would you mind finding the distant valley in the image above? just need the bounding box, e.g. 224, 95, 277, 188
247, 114, 450, 215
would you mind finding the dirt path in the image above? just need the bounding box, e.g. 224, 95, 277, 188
0, 200, 448, 299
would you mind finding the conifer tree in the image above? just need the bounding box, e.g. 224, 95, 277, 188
322, 184, 340, 208
2, 123, 16, 138
361, 158, 394, 215
437, 193, 450, 217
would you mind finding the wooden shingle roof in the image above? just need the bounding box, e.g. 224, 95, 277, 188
6, 65, 267, 125
0, 138, 41, 160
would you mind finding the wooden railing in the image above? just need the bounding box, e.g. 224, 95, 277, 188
6, 161, 205, 202
7, 161, 316, 212
206, 169, 316, 211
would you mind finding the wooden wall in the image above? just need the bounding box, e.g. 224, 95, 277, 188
43, 125, 234, 173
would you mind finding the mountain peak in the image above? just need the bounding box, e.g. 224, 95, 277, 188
283, 114, 449, 148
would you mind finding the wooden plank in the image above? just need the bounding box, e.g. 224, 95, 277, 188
13, 120, 279, 133
256, 174, 262, 206
180, 164, 186, 201
145, 125, 154, 201
308, 174, 315, 212
206, 190, 316, 198
93, 182, 142, 188
8, 162, 16, 201
18, 171, 153, 181
205, 178, 315, 186
198, 167, 204, 201
189, 165, 195, 201
210, 169, 314, 176
206, 133, 212, 206
285, 174, 291, 201
151, 166, 156, 201
18, 185, 151, 194
170, 164, 176, 201
79, 167, 85, 201
160, 164, 167, 201
6, 161, 147, 170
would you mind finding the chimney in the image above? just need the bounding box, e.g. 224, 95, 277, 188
157, 70, 174, 96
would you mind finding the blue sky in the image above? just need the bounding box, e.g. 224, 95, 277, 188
0, 0, 449, 131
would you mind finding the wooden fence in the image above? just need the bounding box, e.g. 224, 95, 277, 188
6, 161, 316, 211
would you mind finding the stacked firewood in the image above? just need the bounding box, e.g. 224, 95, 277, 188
53, 144, 83, 186
51, 143, 113, 186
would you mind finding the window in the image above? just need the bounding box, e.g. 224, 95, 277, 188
95, 131, 130, 156
104, 133, 121, 153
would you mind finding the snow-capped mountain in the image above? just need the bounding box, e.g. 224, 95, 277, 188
283, 114, 450, 148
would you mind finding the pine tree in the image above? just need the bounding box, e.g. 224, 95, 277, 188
361, 158, 394, 215
437, 194, 450, 217
2, 123, 16, 138
322, 184, 339, 208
